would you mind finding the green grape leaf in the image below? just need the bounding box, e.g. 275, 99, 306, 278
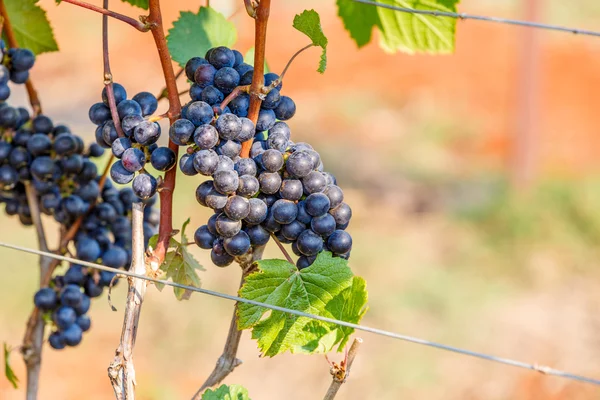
5, 0, 58, 55
243, 47, 269, 73
292, 10, 328, 73
121, 0, 148, 10
376, 0, 460, 54
202, 384, 251, 400
336, 0, 381, 47
4, 343, 18, 389
167, 7, 237, 67
156, 219, 204, 300
238, 252, 368, 356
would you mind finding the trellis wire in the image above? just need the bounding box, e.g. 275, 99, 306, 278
352, 0, 600, 37
1, 241, 600, 386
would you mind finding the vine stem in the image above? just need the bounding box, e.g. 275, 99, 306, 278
240, 0, 271, 158
191, 246, 264, 398
22, 183, 51, 400
270, 233, 294, 264
60, 0, 149, 32
108, 202, 147, 399
323, 338, 363, 400
146, 0, 182, 267
0, 0, 42, 115
103, 0, 125, 138
264, 43, 314, 93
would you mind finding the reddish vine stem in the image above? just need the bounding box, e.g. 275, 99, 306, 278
271, 233, 294, 264
146, 0, 182, 266
0, 0, 42, 115
102, 0, 125, 138
218, 84, 249, 110
60, 0, 149, 32
240, 0, 271, 158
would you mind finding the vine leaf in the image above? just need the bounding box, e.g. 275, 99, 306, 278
151, 219, 204, 300
202, 384, 251, 400
292, 10, 328, 73
237, 252, 368, 356
243, 47, 269, 73
167, 7, 237, 68
336, 0, 381, 47
5, 0, 58, 55
376, 0, 460, 54
120, 0, 148, 10
3, 343, 19, 389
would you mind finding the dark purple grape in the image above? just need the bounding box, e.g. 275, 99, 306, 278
267, 132, 289, 153
256, 109, 276, 132
132, 173, 157, 199
302, 171, 327, 194
216, 113, 242, 140
211, 240, 234, 267
329, 203, 352, 226
297, 255, 316, 270
258, 171, 282, 194
26, 133, 52, 156
201, 85, 224, 105
110, 160, 134, 184
279, 179, 303, 201
281, 220, 306, 241
297, 229, 323, 256
311, 214, 337, 237
305, 193, 330, 217
261, 149, 284, 172
133, 120, 161, 145
230, 93, 249, 117
271, 199, 298, 224
49, 332, 66, 349
244, 198, 268, 225
274, 96, 296, 120
245, 224, 270, 246
53, 306, 77, 330
193, 149, 219, 175
193, 124, 219, 149
224, 195, 250, 220
190, 83, 203, 101
208, 46, 235, 69
121, 148, 146, 172
117, 99, 142, 119
223, 231, 251, 256
264, 72, 282, 90
214, 67, 240, 94
205, 185, 228, 210
111, 137, 131, 158
150, 146, 176, 171
286, 150, 314, 178
194, 225, 216, 249
89, 102, 111, 125
296, 200, 313, 225
102, 83, 127, 105
185, 57, 208, 81
194, 64, 217, 88
215, 213, 242, 238
60, 285, 83, 308
213, 170, 239, 195
132, 92, 158, 116
186, 101, 214, 126
262, 88, 281, 109
76, 315, 91, 332
169, 118, 195, 146
215, 140, 242, 158
34, 288, 58, 311
195, 181, 214, 207
237, 175, 260, 198
121, 114, 144, 137
238, 117, 255, 142
327, 230, 352, 255
102, 246, 128, 268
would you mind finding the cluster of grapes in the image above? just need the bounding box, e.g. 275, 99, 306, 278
179, 47, 351, 269
33, 186, 158, 349
0, 43, 159, 349
0, 42, 36, 100
184, 46, 296, 125
88, 84, 176, 199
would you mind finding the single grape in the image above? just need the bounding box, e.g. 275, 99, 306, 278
0, 165, 17, 189
302, 171, 327, 194
329, 202, 352, 226
256, 109, 276, 132
132, 92, 158, 116
274, 96, 296, 120
121, 114, 144, 137
327, 230, 352, 255
62, 155, 84, 175
150, 146, 176, 171
200, 85, 224, 105
185, 56, 208, 81
215, 155, 235, 172
296, 200, 313, 225
244, 198, 268, 225
323, 185, 344, 209
208, 46, 235, 69
194, 225, 216, 249
169, 118, 195, 146
110, 160, 134, 184
186, 101, 214, 126
281, 220, 306, 241
34, 288, 58, 311
229, 93, 249, 117
121, 148, 146, 173
76, 237, 101, 261
214, 67, 240, 94
224, 195, 250, 220
102, 246, 128, 268
9, 69, 29, 84
269, 121, 291, 139
194, 64, 217, 88
111, 137, 131, 158
192, 149, 219, 176
54, 133, 79, 156
261, 149, 284, 172
60, 284, 83, 308
133, 120, 161, 145
271, 199, 298, 224
205, 185, 228, 210
190, 83, 203, 101
286, 150, 314, 178
211, 240, 234, 267
237, 175, 260, 198
305, 193, 331, 217
267, 132, 289, 153
116, 99, 142, 119
76, 315, 91, 332
234, 158, 257, 177
84, 276, 104, 298
62, 323, 83, 346
223, 231, 251, 256
258, 171, 282, 194
132, 173, 157, 199
244, 224, 270, 246
215, 140, 242, 158
311, 213, 337, 237
195, 181, 214, 207
102, 83, 127, 105
88, 102, 111, 125
49, 332, 66, 350
216, 113, 242, 140
296, 255, 317, 270
30, 156, 57, 181
53, 306, 77, 330
74, 294, 91, 315
215, 213, 242, 238
213, 169, 239, 195
297, 229, 324, 256
261, 209, 281, 233
264, 72, 282, 90
193, 124, 219, 149
279, 179, 303, 201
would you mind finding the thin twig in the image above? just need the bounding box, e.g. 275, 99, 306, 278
5, 242, 600, 388
0, 0, 42, 115
264, 43, 313, 93
270, 233, 293, 264
323, 338, 363, 400
108, 202, 146, 399
241, 0, 271, 158
146, 0, 182, 267
21, 183, 51, 400
192, 247, 264, 399
103, 0, 125, 138
60, 0, 149, 32
219, 85, 249, 110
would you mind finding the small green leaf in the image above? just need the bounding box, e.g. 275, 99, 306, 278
5, 0, 58, 54
167, 7, 237, 67
243, 47, 269, 73
376, 0, 460, 54
336, 0, 381, 47
202, 384, 251, 400
121, 0, 148, 10
238, 252, 368, 356
156, 219, 204, 300
4, 343, 19, 389
292, 10, 328, 73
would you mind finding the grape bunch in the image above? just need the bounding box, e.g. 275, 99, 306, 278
178, 47, 351, 269
0, 43, 159, 350
88, 84, 176, 199
0, 40, 36, 99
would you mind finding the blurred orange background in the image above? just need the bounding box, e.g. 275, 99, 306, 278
2, 0, 600, 399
